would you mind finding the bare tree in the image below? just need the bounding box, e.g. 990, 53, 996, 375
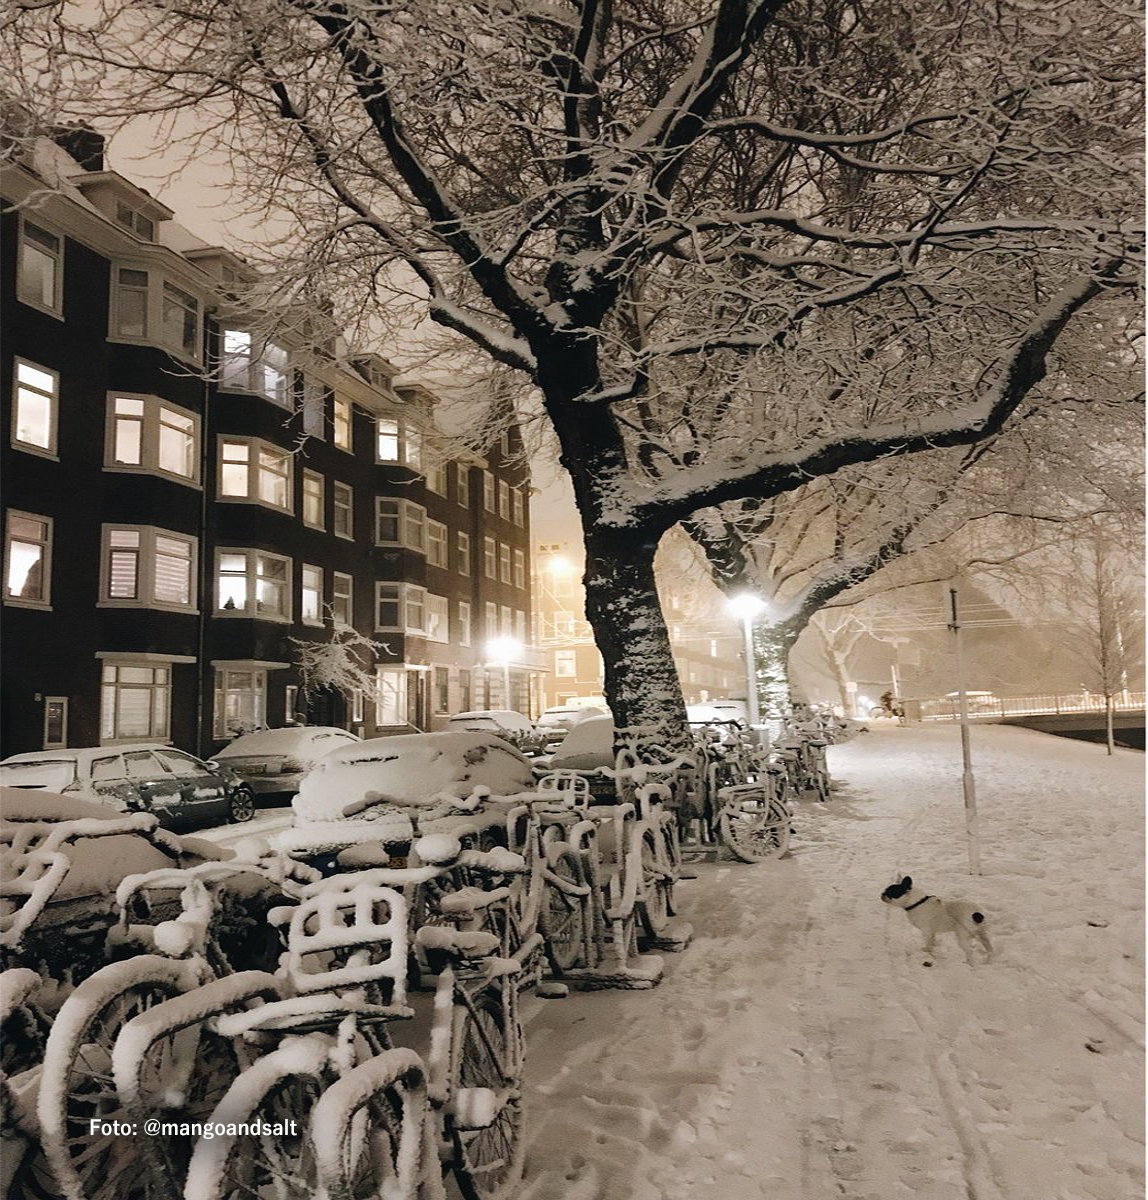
10, 0, 1141, 734
290, 622, 389, 714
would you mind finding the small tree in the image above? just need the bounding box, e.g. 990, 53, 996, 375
290, 622, 390, 719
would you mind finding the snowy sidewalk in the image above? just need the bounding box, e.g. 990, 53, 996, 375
517, 725, 1144, 1200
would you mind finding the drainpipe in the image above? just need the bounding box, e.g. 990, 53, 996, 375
195, 336, 212, 756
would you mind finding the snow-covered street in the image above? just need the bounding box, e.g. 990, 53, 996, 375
517, 725, 1144, 1200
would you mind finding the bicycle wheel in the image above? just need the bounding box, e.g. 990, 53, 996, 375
719, 796, 791, 863
449, 983, 524, 1200
813, 767, 832, 803
312, 1047, 426, 1200
539, 845, 588, 974
185, 1041, 326, 1200
38, 957, 189, 1200
636, 830, 672, 938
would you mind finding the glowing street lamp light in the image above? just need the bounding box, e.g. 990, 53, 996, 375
486, 636, 522, 709
727, 593, 766, 726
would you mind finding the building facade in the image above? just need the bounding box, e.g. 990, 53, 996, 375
2, 132, 542, 758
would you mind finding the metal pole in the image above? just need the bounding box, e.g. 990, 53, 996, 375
948, 587, 981, 875
503, 661, 511, 710
743, 617, 761, 727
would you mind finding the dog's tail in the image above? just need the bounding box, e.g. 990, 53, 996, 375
971, 912, 985, 924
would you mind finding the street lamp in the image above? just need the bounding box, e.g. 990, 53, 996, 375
727, 593, 766, 726
486, 636, 521, 710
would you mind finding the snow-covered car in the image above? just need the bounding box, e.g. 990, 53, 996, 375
547, 714, 616, 771
0, 744, 255, 831
686, 700, 749, 725
536, 704, 609, 750
444, 709, 538, 745
212, 726, 361, 797
291, 731, 537, 827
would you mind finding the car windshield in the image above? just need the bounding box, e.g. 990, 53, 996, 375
0, 760, 76, 790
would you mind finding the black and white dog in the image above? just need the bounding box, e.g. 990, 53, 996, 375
881, 876, 993, 964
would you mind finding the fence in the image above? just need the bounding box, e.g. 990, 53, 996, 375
916, 691, 1147, 721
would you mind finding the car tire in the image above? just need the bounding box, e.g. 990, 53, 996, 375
227, 786, 256, 823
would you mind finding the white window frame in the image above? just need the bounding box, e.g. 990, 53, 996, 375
102, 662, 172, 742
302, 470, 324, 530
4, 509, 53, 609
483, 470, 496, 512
12, 359, 59, 458
217, 328, 290, 404
375, 582, 402, 631
333, 394, 353, 451
425, 593, 449, 643
427, 461, 448, 496
218, 436, 293, 512
456, 462, 470, 507
332, 571, 353, 625
375, 417, 425, 472
99, 524, 197, 612
498, 479, 511, 520
499, 542, 512, 584
17, 217, 63, 317
513, 548, 526, 590
333, 482, 354, 539
301, 376, 325, 439
500, 604, 513, 635
375, 498, 427, 552
215, 548, 292, 621
484, 601, 498, 640
458, 600, 472, 647
212, 669, 267, 739
555, 649, 576, 677
456, 531, 471, 576
376, 666, 407, 725
111, 267, 203, 363
483, 536, 497, 579
427, 519, 449, 568
42, 696, 68, 749
105, 393, 200, 485
375, 582, 428, 634
301, 563, 323, 625
512, 487, 525, 527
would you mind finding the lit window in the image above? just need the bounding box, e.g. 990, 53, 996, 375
216, 549, 290, 620
106, 395, 198, 482
12, 359, 58, 455
301, 564, 323, 624
302, 377, 325, 438
112, 269, 201, 359
427, 520, 448, 568
427, 462, 447, 496
302, 471, 324, 529
484, 601, 498, 639
333, 395, 352, 450
333, 483, 354, 538
499, 542, 512, 583
456, 462, 470, 506
376, 667, 407, 725
458, 600, 472, 646
513, 548, 526, 590
218, 437, 292, 511
4, 511, 52, 606
457, 532, 471, 576
102, 663, 170, 740
376, 417, 424, 471
332, 572, 353, 625
100, 525, 196, 610
483, 537, 496, 579
426, 594, 449, 643
483, 471, 495, 512
218, 329, 289, 404
213, 669, 266, 739
512, 488, 525, 526
500, 604, 513, 635
17, 221, 62, 314
498, 479, 511, 520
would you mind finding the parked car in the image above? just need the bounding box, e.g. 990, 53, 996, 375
547, 714, 615, 770
445, 709, 536, 741
535, 704, 609, 750
0, 744, 256, 831
213, 726, 361, 798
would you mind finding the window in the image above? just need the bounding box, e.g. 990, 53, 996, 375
18, 220, 62, 314
513, 548, 526, 590
555, 650, 576, 677
512, 488, 525, 527
301, 564, 323, 624
219, 438, 292, 511
376, 418, 424, 471
115, 202, 155, 240
427, 520, 448, 568
216, 550, 291, 620
332, 572, 353, 625
349, 689, 364, 723
405, 586, 426, 633
43, 697, 68, 749
456, 463, 470, 506
302, 471, 324, 529
333, 483, 353, 538
375, 582, 427, 633
106, 395, 198, 482
12, 359, 58, 455
456, 532, 471, 576
375, 498, 426, 552
302, 377, 325, 439
4, 511, 51, 606
102, 663, 171, 741
218, 329, 289, 404
498, 479, 511, 520
515, 610, 527, 642
499, 542, 512, 584
427, 462, 447, 496
484, 601, 498, 640
483, 537, 497, 579
459, 668, 472, 712
101, 526, 196, 610
483, 471, 495, 512
434, 667, 450, 714
426, 594, 449, 643
376, 667, 407, 725
333, 395, 352, 450
112, 269, 201, 359
458, 600, 472, 647
213, 669, 266, 738
500, 605, 513, 635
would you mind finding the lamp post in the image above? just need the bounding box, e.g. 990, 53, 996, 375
727, 593, 766, 726
486, 636, 521, 710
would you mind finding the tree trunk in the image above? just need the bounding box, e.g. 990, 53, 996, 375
582, 528, 689, 740
1105, 694, 1115, 755
753, 620, 802, 720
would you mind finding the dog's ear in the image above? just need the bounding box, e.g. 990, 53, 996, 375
900, 875, 912, 888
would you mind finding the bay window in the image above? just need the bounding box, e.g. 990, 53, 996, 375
100, 525, 196, 610
376, 417, 424, 471
218, 329, 290, 404
112, 268, 202, 360
216, 549, 291, 620
106, 394, 198, 482
101, 663, 171, 741
375, 498, 426, 551
218, 437, 292, 511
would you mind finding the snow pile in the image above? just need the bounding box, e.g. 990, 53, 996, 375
518, 725, 1144, 1200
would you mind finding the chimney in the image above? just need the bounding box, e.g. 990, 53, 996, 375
51, 126, 105, 171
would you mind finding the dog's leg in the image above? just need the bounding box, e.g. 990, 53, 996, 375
977, 929, 994, 960
955, 927, 977, 965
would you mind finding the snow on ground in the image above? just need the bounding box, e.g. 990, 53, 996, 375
517, 724, 1144, 1200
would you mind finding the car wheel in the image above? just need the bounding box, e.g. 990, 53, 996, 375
227, 787, 256, 823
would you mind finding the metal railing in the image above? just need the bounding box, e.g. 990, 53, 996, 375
916, 691, 1146, 721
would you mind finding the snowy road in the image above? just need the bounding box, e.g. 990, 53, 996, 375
516, 725, 1144, 1200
